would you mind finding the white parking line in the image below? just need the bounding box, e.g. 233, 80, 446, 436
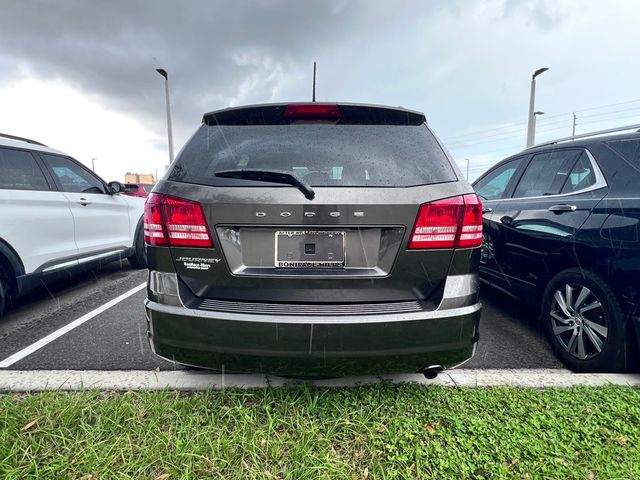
0, 283, 146, 368
0, 369, 639, 391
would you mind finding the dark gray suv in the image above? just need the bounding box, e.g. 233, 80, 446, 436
144, 102, 482, 376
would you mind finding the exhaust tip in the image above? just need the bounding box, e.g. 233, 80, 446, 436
422, 365, 444, 380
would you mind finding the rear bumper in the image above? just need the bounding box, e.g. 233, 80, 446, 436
145, 274, 481, 376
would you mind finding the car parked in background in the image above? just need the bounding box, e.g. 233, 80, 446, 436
123, 183, 153, 198
0, 133, 148, 318
144, 102, 483, 377
473, 131, 640, 372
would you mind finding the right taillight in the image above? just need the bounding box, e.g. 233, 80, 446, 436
144, 193, 213, 248
408, 194, 482, 250
457, 193, 483, 248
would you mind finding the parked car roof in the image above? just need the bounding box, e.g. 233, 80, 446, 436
0, 134, 65, 156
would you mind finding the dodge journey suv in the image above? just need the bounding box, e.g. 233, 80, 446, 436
144, 102, 482, 376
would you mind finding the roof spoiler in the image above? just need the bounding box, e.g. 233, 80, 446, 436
0, 132, 47, 147
202, 102, 426, 126
532, 123, 640, 148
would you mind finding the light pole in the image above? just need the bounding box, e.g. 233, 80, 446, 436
156, 68, 174, 163
465, 158, 470, 181
91, 157, 98, 172
526, 67, 549, 147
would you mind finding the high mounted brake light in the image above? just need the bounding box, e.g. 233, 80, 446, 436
144, 193, 213, 248
283, 104, 341, 121
408, 194, 483, 250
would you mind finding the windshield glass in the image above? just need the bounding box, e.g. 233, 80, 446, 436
168, 124, 457, 187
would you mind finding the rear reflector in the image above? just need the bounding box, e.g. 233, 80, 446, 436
144, 193, 213, 248
408, 194, 483, 250
283, 104, 341, 121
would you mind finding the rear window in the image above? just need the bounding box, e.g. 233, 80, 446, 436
168, 124, 457, 187
0, 147, 49, 191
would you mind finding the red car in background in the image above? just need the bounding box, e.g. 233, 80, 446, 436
123, 183, 153, 198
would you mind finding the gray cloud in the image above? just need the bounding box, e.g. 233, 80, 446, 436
3, 0, 638, 177
0, 0, 458, 143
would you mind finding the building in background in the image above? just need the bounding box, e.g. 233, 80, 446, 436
124, 172, 155, 184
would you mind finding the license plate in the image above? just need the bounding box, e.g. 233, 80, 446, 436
275, 230, 345, 268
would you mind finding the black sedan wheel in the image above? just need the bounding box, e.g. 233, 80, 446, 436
543, 269, 628, 372
550, 284, 607, 360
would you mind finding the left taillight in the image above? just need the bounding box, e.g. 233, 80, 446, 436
144, 193, 167, 246
144, 193, 213, 248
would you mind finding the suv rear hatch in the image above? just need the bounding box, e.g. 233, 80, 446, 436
149, 103, 477, 305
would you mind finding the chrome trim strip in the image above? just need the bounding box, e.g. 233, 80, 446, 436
42, 259, 78, 273
42, 249, 127, 273
145, 299, 481, 325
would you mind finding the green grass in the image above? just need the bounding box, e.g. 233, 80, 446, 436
1, 385, 639, 479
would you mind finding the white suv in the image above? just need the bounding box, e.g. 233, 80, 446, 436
0, 133, 147, 317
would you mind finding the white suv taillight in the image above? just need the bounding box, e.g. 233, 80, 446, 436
144, 193, 213, 248
408, 194, 482, 250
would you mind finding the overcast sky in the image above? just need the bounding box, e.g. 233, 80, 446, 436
1, 0, 639, 182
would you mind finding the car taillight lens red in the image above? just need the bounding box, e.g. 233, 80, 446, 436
144, 194, 167, 246
457, 194, 483, 248
283, 104, 341, 121
144, 193, 213, 248
408, 194, 483, 250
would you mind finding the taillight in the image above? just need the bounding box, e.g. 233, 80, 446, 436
144, 193, 167, 246
408, 194, 483, 250
144, 193, 213, 248
283, 104, 341, 121
457, 194, 483, 248
409, 196, 463, 249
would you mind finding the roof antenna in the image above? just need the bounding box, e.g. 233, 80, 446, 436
312, 61, 317, 102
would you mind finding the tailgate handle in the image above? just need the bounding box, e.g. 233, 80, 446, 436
548, 204, 576, 213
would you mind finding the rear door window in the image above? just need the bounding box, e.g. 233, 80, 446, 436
474, 157, 525, 200
512, 150, 581, 198
169, 124, 457, 187
0, 147, 50, 191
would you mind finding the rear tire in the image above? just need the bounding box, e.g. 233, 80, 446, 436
128, 224, 148, 269
542, 268, 628, 372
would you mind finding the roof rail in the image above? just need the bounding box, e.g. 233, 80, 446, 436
532, 123, 640, 148
0, 132, 48, 147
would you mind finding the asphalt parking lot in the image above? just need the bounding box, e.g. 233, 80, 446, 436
0, 261, 563, 372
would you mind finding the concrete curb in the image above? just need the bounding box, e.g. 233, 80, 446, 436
0, 369, 639, 391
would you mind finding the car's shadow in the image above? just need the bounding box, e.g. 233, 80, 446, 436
3, 260, 142, 318
466, 285, 565, 370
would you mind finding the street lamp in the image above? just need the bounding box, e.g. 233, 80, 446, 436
91, 157, 98, 172
156, 68, 174, 163
526, 67, 549, 147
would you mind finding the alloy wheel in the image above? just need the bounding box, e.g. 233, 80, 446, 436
550, 283, 608, 360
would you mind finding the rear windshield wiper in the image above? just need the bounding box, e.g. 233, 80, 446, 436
214, 169, 315, 200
